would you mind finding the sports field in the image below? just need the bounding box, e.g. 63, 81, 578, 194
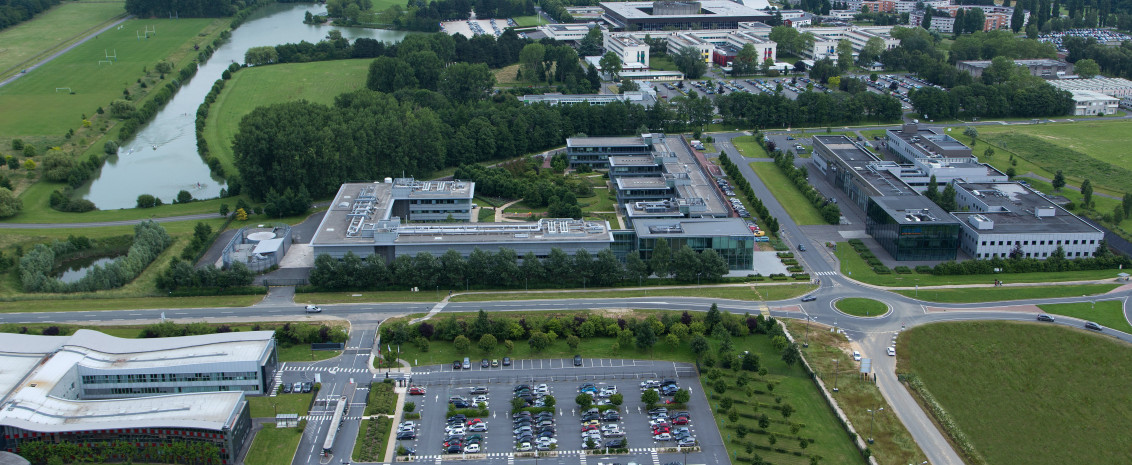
0, 1, 126, 79
901, 321, 1132, 465
204, 59, 372, 176
977, 120, 1132, 194
0, 18, 216, 138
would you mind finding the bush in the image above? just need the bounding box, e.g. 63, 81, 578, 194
915, 265, 934, 274
19, 221, 171, 293
893, 266, 912, 274
872, 265, 892, 274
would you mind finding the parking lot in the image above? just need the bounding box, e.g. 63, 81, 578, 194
394, 358, 729, 465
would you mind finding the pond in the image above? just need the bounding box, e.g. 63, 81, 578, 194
54, 255, 121, 284
76, 3, 408, 209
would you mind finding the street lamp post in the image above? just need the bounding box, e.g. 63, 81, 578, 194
832, 358, 840, 392
867, 407, 883, 444
803, 315, 811, 348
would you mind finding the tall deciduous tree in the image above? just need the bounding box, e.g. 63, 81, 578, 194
672, 46, 706, 79
649, 238, 672, 278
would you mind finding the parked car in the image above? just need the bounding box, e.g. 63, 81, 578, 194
453, 360, 462, 370
481, 359, 490, 368
886, 346, 896, 356
462, 357, 471, 369
574, 354, 583, 366
409, 386, 426, 395
503, 357, 512, 366
281, 383, 292, 393
852, 351, 862, 362
302, 382, 312, 393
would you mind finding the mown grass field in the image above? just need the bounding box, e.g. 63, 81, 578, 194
749, 162, 826, 225
835, 243, 1124, 288
833, 297, 886, 317
0, 1, 126, 78
977, 120, 1132, 194
509, 15, 541, 27
244, 425, 303, 465
1037, 300, 1132, 333
204, 59, 373, 176
786, 320, 925, 465
391, 309, 865, 465
731, 135, 770, 158
900, 321, 1132, 465
892, 283, 1120, 303
248, 393, 315, 418
0, 18, 218, 138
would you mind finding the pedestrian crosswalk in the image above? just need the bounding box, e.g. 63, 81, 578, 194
302, 415, 362, 422
814, 271, 838, 276
268, 363, 286, 397
409, 448, 669, 461
283, 366, 370, 373
650, 448, 660, 465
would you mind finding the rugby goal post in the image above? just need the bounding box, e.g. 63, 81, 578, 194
55, 87, 72, 93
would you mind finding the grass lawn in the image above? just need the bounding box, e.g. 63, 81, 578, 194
834, 297, 887, 317
899, 321, 1132, 465
835, 243, 1125, 287
244, 424, 303, 465
450, 284, 817, 303
977, 120, 1132, 194
296, 290, 441, 304
0, 17, 218, 138
248, 392, 315, 418
0, 1, 126, 79
510, 15, 541, 27
731, 135, 770, 158
749, 162, 826, 225
786, 320, 925, 465
1037, 300, 1132, 333
649, 56, 678, 71
204, 59, 373, 176
276, 344, 341, 362
893, 283, 1121, 303
0, 294, 261, 312
579, 191, 615, 213
4, 180, 251, 223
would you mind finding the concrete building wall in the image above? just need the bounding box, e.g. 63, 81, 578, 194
957, 226, 1103, 259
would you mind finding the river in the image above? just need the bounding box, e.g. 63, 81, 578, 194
76, 3, 408, 209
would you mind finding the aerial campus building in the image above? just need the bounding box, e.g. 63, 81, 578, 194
311, 134, 761, 271
0, 330, 278, 463
600, 1, 771, 31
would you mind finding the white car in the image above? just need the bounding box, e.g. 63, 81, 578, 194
463, 444, 480, 453
887, 346, 896, 356
304, 305, 322, 313
653, 433, 672, 441
446, 426, 465, 435
399, 421, 415, 429
473, 395, 488, 404
603, 429, 625, 438
536, 437, 558, 445
469, 423, 487, 432
852, 350, 862, 362
516, 442, 532, 452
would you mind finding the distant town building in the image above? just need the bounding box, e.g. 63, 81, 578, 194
600, 1, 771, 31
1066, 89, 1119, 115
1048, 77, 1132, 98
956, 59, 1072, 79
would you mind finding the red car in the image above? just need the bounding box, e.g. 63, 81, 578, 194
652, 426, 670, 435
581, 424, 599, 432
466, 418, 483, 426
409, 386, 426, 395
672, 416, 689, 425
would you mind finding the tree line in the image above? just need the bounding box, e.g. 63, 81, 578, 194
309, 241, 730, 292
125, 0, 247, 17
18, 439, 220, 465
718, 151, 781, 235
932, 243, 1130, 275
716, 87, 902, 129
0, 0, 60, 31
1064, 36, 1132, 80
19, 221, 171, 293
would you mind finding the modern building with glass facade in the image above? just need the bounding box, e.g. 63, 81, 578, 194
566, 135, 656, 169
865, 196, 960, 261
631, 218, 754, 270
0, 330, 275, 464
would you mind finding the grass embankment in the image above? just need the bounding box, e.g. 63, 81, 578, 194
247, 393, 315, 418
0, 1, 126, 79
1038, 300, 1132, 333
835, 243, 1123, 288
296, 290, 441, 304
353, 416, 393, 462
204, 59, 373, 176
786, 320, 925, 465
450, 284, 817, 303
510, 15, 541, 27
977, 119, 1132, 194
893, 283, 1120, 303
834, 298, 887, 317
900, 321, 1132, 465
244, 424, 304, 465
749, 162, 827, 225
702, 328, 865, 465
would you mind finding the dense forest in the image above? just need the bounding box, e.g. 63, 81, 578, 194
0, 0, 59, 30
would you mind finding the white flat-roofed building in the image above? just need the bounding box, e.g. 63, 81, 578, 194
951, 182, 1104, 260
796, 25, 899, 61
605, 33, 651, 66
1068, 89, 1119, 115
601, 0, 771, 31
1049, 77, 1132, 98
0, 330, 275, 463
539, 23, 601, 41
521, 90, 657, 107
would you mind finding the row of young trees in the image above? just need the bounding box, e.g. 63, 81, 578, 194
932, 243, 1130, 274
771, 151, 841, 224
309, 242, 730, 292
18, 439, 220, 465
19, 221, 171, 293
718, 151, 781, 235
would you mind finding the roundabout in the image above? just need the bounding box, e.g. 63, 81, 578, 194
833, 297, 890, 318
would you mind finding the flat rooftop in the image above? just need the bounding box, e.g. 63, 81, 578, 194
953, 182, 1102, 234
633, 217, 752, 237
392, 219, 613, 244
814, 135, 917, 197
609, 155, 659, 166
870, 196, 957, 225
887, 127, 971, 155
567, 136, 650, 148
312, 179, 475, 245
617, 177, 670, 189
601, 0, 770, 18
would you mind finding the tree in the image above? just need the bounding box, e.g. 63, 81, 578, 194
440, 62, 495, 103
579, 26, 603, 57
176, 189, 193, 204
136, 194, 159, 208
219, 203, 230, 217
836, 39, 854, 71
1123, 193, 1132, 216
235, 208, 248, 221
454, 335, 471, 353
366, 56, 417, 92
924, 175, 940, 203
635, 321, 657, 351
705, 303, 722, 332
478, 333, 497, 354
782, 343, 801, 366
610, 393, 623, 406
625, 252, 649, 284
599, 51, 623, 81
673, 388, 691, 404
244, 46, 278, 66
1011, 6, 1025, 32
528, 331, 550, 352
1081, 178, 1093, 208
808, 58, 839, 84
939, 183, 958, 212
576, 393, 593, 408
672, 245, 700, 282
1074, 58, 1100, 78
566, 334, 581, 351
650, 238, 672, 278
690, 334, 709, 355
733, 43, 760, 75
673, 46, 707, 79
641, 388, 660, 407
858, 37, 884, 66
0, 187, 21, 218
983, 147, 995, 160
1052, 170, 1066, 191
921, 7, 933, 29
963, 126, 978, 146
520, 43, 547, 80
